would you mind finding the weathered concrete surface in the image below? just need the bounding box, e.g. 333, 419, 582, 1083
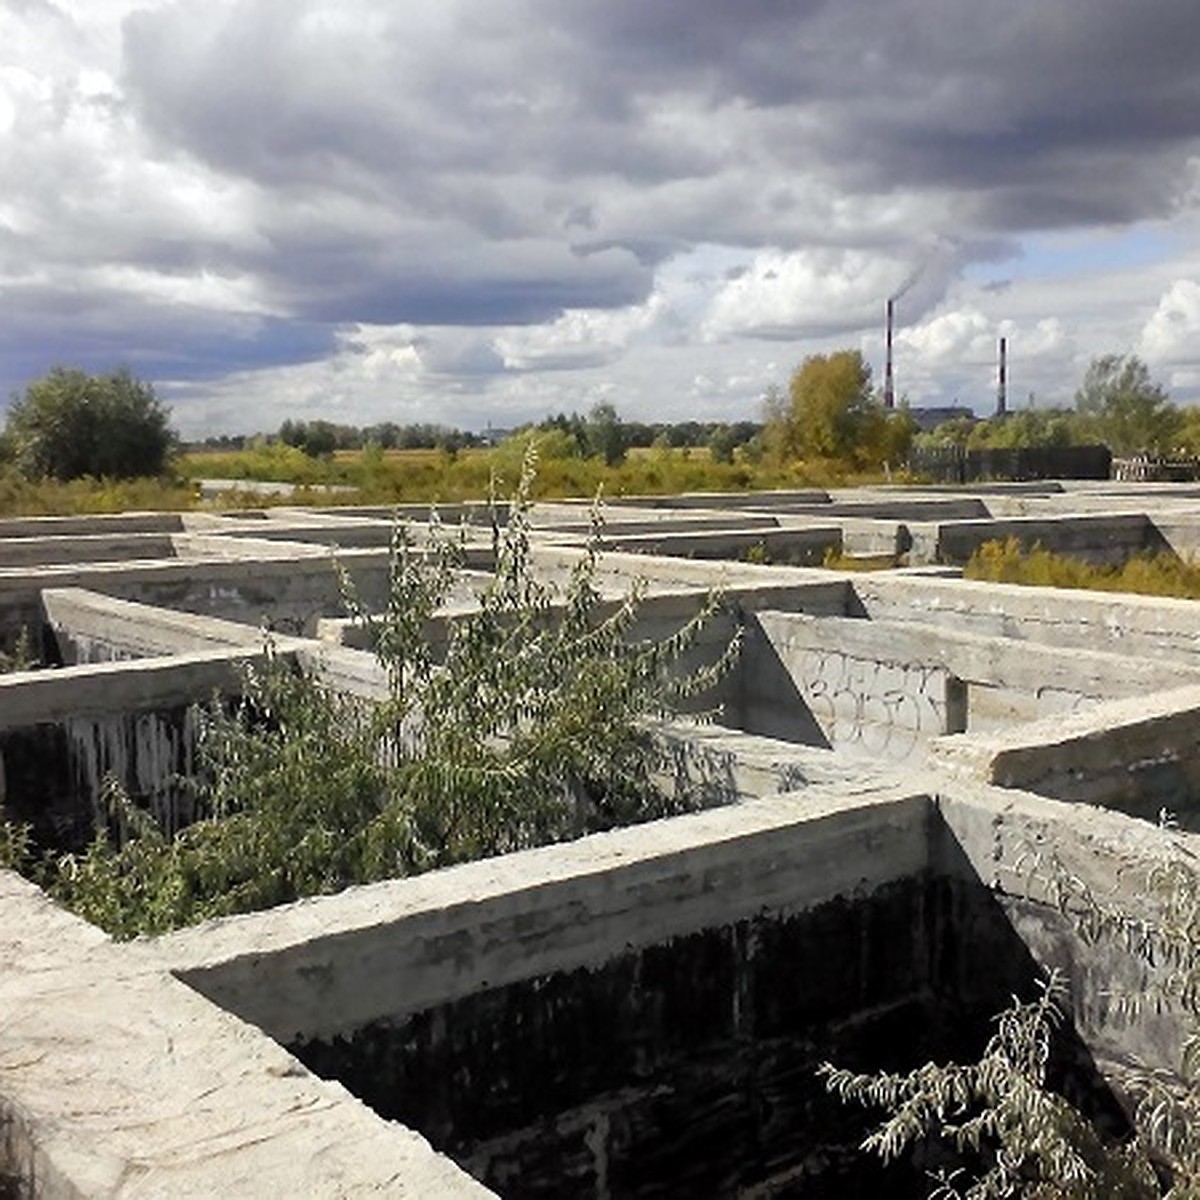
295, 879, 983, 1200
933, 782, 1193, 1074
0, 871, 493, 1198
931, 684, 1200, 819
0, 649, 259, 725
852, 572, 1200, 666
0, 512, 186, 538
605, 489, 831, 511
597, 523, 840, 566
42, 587, 394, 704
153, 785, 932, 1043
737, 611, 967, 756
740, 607, 1200, 744
906, 512, 1157, 566
0, 533, 179, 568
43, 587, 268, 660
1, 552, 381, 641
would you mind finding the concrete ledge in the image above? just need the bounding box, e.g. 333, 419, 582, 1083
0, 513, 186, 538
852, 573, 1200, 665
922, 512, 1156, 566
598, 525, 840, 565
933, 781, 1194, 1070
0, 649, 261, 725
0, 533, 180, 568
43, 587, 269, 660
152, 786, 932, 1042
0, 872, 492, 1198
930, 684, 1200, 817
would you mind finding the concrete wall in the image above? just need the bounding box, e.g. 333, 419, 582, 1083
932, 685, 1200, 821
934, 783, 1192, 1074
852, 573, 1200, 667
598, 524, 840, 566
0, 512, 185, 538
0, 533, 179, 568
737, 605, 1200, 742
0, 871, 491, 1198
735, 611, 966, 757
293, 878, 993, 1199
156, 786, 932, 1042
908, 512, 1158, 566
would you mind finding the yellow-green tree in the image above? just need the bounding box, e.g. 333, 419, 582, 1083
765, 350, 912, 470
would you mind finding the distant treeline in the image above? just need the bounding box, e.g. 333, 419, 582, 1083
186, 408, 764, 465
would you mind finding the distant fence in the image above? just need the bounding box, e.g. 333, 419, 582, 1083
909, 444, 1112, 484
1112, 456, 1200, 482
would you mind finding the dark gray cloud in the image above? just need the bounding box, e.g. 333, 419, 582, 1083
4, 0, 1200, 428
0, 283, 336, 407
121, 0, 1200, 250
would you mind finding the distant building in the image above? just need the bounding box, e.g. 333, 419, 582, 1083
907, 405, 976, 432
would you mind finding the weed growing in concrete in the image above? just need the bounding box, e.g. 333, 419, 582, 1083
0, 627, 38, 674
821, 976, 1157, 1198
823, 841, 1200, 1198
0, 810, 29, 872
27, 451, 739, 936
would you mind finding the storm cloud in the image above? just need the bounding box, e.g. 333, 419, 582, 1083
3, 0, 1200, 431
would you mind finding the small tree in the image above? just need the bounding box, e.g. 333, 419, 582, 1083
1075, 355, 1181, 456
582, 402, 627, 466
765, 350, 913, 470
6, 367, 176, 480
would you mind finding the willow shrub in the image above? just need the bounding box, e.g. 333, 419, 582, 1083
21, 453, 739, 937
823, 839, 1200, 1198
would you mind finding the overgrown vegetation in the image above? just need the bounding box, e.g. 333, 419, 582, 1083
0, 628, 38, 674
823, 840, 1200, 1197
965, 538, 1200, 600
916, 353, 1200, 459
1, 455, 738, 937
2, 367, 176, 481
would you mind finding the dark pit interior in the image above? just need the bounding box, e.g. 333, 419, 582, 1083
291, 872, 1129, 1199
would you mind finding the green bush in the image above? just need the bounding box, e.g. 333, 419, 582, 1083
5, 367, 176, 481
823, 841, 1200, 1197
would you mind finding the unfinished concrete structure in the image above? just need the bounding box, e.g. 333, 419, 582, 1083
3, 482, 1200, 1197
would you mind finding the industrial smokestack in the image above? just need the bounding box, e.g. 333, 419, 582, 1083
996, 336, 1008, 417
884, 298, 895, 409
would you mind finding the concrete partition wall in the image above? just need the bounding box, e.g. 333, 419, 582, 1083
735, 610, 968, 756
852, 573, 1200, 666
933, 783, 1193, 1076
906, 512, 1158, 566
156, 785, 933, 1043
597, 524, 841, 565
0, 871, 491, 1199
1, 554, 371, 644
0, 648, 264, 848
932, 684, 1200, 821
0, 533, 181, 568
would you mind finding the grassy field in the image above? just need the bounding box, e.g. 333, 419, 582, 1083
0, 442, 909, 518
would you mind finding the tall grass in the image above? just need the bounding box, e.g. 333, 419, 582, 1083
177, 441, 903, 506
965, 537, 1200, 600
0, 467, 196, 516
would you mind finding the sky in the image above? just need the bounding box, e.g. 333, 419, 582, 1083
4, 1, 1200, 438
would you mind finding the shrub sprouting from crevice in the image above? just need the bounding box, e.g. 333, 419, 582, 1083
9, 451, 740, 937
822, 832, 1200, 1198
